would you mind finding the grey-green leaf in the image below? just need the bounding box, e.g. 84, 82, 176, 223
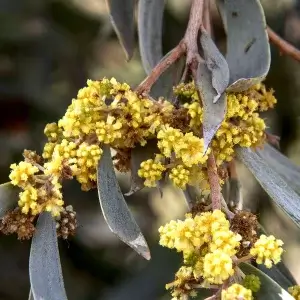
126, 140, 159, 196
257, 143, 300, 195
240, 263, 294, 300
200, 27, 229, 103
150, 50, 186, 99
106, 0, 135, 60
0, 182, 19, 218
97, 145, 151, 260
138, 0, 165, 74
237, 147, 300, 227
221, 0, 270, 91
29, 213, 67, 300
195, 62, 226, 152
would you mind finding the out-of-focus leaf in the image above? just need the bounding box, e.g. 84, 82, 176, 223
97, 145, 151, 260
106, 0, 135, 60
138, 0, 165, 74
126, 140, 159, 196
0, 182, 19, 218
195, 62, 226, 152
100, 244, 181, 300
150, 50, 186, 99
219, 0, 270, 91
257, 143, 300, 195
29, 213, 67, 300
237, 147, 300, 228
240, 263, 294, 300
200, 27, 229, 103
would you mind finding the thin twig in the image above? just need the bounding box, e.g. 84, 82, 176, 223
234, 254, 253, 265
207, 153, 221, 210
203, 0, 212, 35
184, 0, 205, 64
135, 43, 186, 94
267, 26, 300, 62
228, 160, 237, 179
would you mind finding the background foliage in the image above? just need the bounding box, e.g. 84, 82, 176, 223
1, 0, 300, 299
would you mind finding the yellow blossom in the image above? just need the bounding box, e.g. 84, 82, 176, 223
9, 161, 39, 187
203, 250, 234, 284
169, 165, 190, 189
221, 284, 253, 300
18, 186, 39, 215
289, 285, 300, 299
138, 158, 166, 187
157, 125, 183, 157
250, 234, 283, 268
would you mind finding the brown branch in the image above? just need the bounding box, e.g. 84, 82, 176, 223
135, 43, 186, 95
136, 0, 206, 94
267, 26, 300, 62
207, 153, 221, 210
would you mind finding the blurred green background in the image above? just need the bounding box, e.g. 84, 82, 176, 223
0, 0, 300, 299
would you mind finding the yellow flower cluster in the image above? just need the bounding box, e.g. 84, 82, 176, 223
289, 285, 300, 299
137, 156, 166, 187
221, 283, 253, 300
159, 210, 284, 299
250, 234, 284, 268
174, 81, 276, 166
159, 210, 241, 291
7, 77, 276, 218
9, 162, 39, 187
9, 160, 64, 216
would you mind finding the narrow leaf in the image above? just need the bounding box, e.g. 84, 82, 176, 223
106, 0, 135, 60
29, 213, 67, 300
257, 143, 300, 195
0, 182, 19, 218
221, 0, 270, 91
126, 140, 159, 196
97, 145, 151, 260
138, 0, 165, 74
237, 147, 300, 228
200, 27, 229, 103
195, 62, 226, 152
240, 263, 294, 300
150, 50, 186, 99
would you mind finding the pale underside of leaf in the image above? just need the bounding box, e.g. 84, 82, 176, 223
240, 263, 294, 300
220, 0, 270, 91
138, 0, 165, 75
29, 213, 67, 300
200, 27, 229, 103
126, 140, 159, 196
196, 62, 226, 152
257, 143, 300, 195
0, 182, 19, 218
237, 147, 300, 228
106, 0, 135, 61
97, 145, 150, 260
